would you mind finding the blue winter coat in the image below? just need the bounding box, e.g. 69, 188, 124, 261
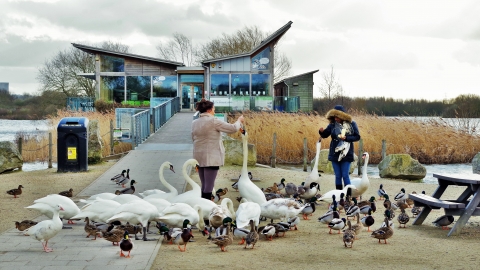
319, 121, 360, 163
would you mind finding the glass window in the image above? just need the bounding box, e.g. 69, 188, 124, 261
252, 74, 270, 96
251, 47, 270, 71
100, 76, 125, 103
180, 74, 204, 83
153, 76, 178, 97
211, 74, 229, 96
100, 55, 124, 72
127, 76, 151, 103
231, 74, 250, 97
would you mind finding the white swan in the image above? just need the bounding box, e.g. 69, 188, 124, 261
71, 198, 121, 223
26, 194, 81, 224
237, 130, 266, 206
112, 194, 142, 204
168, 159, 201, 203
260, 198, 307, 222
157, 203, 208, 235
350, 152, 370, 198
142, 197, 172, 214
139, 189, 165, 198
235, 198, 261, 229
106, 200, 160, 241
305, 139, 321, 186
209, 198, 236, 229
78, 192, 117, 204
139, 162, 176, 198
141, 161, 178, 201
25, 204, 64, 252
317, 185, 357, 204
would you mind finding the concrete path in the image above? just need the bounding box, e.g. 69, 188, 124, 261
0, 111, 196, 270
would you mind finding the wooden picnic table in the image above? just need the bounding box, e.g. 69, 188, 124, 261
409, 173, 480, 236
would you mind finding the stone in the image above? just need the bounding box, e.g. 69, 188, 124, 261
312, 149, 357, 174
88, 120, 103, 164
223, 136, 256, 166
473, 152, 480, 174
378, 154, 426, 180
0, 141, 23, 173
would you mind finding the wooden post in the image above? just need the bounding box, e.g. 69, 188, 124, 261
110, 120, 114, 155
381, 139, 387, 160
358, 139, 363, 176
271, 133, 277, 168
303, 138, 308, 172
48, 132, 52, 168
17, 137, 22, 155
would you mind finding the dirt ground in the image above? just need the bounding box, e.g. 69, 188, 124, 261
2, 161, 480, 270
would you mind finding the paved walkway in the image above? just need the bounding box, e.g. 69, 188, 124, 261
0, 111, 196, 270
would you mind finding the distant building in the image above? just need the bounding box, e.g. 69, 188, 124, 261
274, 70, 319, 111
0, 82, 9, 94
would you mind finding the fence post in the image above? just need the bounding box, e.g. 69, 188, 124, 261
303, 138, 307, 172
271, 133, 277, 168
17, 137, 22, 155
110, 120, 114, 155
381, 139, 387, 160
358, 139, 363, 176
48, 132, 52, 168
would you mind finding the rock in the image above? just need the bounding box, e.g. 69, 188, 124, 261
473, 152, 480, 174
0, 141, 23, 173
312, 149, 357, 174
88, 120, 103, 164
378, 154, 426, 180
223, 136, 256, 166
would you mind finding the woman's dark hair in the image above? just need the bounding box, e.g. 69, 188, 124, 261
195, 98, 214, 113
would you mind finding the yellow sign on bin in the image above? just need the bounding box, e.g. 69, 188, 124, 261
68, 147, 77, 160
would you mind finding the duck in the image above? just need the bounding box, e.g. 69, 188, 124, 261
84, 217, 102, 240
264, 192, 284, 201
160, 225, 181, 245
15, 220, 37, 234
343, 220, 356, 248
260, 198, 307, 223
351, 213, 364, 238
141, 161, 178, 201
328, 217, 346, 234
261, 224, 276, 241
115, 223, 143, 237
244, 219, 259, 249
296, 182, 306, 197
71, 198, 121, 223
102, 224, 124, 245
58, 188, 73, 197
209, 198, 236, 229
359, 196, 376, 215
397, 208, 410, 228
231, 180, 239, 192
338, 193, 345, 212
394, 188, 406, 201
318, 202, 340, 226
411, 206, 422, 218
346, 197, 360, 220
78, 192, 117, 205
116, 179, 137, 195
432, 215, 454, 230
232, 220, 250, 244
350, 152, 370, 198
277, 178, 286, 191
235, 198, 262, 229
168, 159, 202, 203
377, 184, 387, 200
284, 183, 297, 197
287, 216, 300, 230
304, 139, 321, 186
107, 200, 162, 241
157, 203, 209, 236
7, 184, 24, 198
25, 204, 64, 252
299, 182, 320, 199
214, 217, 232, 237
117, 169, 131, 188
172, 219, 194, 252
271, 222, 288, 237
371, 217, 394, 244
301, 197, 317, 220
405, 191, 416, 207
111, 169, 126, 182
210, 218, 233, 251
26, 194, 81, 226
216, 188, 229, 197
237, 129, 267, 206
361, 208, 375, 232
120, 230, 134, 258
317, 184, 357, 205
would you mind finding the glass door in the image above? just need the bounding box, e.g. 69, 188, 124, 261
181, 83, 204, 110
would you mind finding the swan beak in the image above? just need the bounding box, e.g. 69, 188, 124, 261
240, 127, 246, 135
169, 165, 176, 173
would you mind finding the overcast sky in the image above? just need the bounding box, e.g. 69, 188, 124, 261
1, 0, 480, 101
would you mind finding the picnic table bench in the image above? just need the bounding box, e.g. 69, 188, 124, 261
409, 173, 480, 236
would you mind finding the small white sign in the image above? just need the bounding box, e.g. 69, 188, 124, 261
113, 129, 123, 138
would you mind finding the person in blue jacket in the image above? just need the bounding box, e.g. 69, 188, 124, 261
319, 105, 361, 190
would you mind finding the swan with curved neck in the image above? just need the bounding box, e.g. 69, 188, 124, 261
209, 198, 236, 228
305, 139, 321, 186
238, 130, 266, 206
350, 152, 370, 198
142, 161, 177, 201
168, 159, 201, 203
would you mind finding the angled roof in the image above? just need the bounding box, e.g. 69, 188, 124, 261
274, 70, 319, 85
201, 21, 293, 63
72, 43, 185, 66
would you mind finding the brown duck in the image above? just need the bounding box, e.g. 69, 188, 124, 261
7, 185, 24, 198
115, 223, 143, 240
84, 217, 102, 240
102, 224, 124, 246
15, 220, 38, 233
59, 188, 73, 197
371, 217, 394, 244
210, 218, 233, 251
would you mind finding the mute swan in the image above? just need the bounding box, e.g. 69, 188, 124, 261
168, 159, 201, 203
25, 204, 64, 252
112, 194, 142, 204
317, 185, 357, 204
26, 194, 81, 225
157, 203, 208, 235
305, 139, 321, 186
350, 152, 370, 198
79, 192, 117, 204
141, 161, 178, 201
235, 198, 261, 229
139, 162, 176, 198
209, 198, 236, 229
260, 198, 307, 223
237, 130, 266, 206
107, 200, 161, 241
71, 198, 121, 223
142, 197, 172, 214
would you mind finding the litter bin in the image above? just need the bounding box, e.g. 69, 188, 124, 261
57, 117, 89, 172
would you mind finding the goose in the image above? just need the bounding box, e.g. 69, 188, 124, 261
112, 194, 142, 205
350, 152, 370, 198
58, 188, 73, 197
172, 219, 194, 252
377, 184, 387, 200
7, 184, 24, 198
107, 200, 161, 241
26, 194, 81, 226
111, 169, 126, 182
139, 163, 176, 198
209, 198, 236, 229
115, 179, 137, 195
117, 169, 131, 188
71, 198, 121, 223
120, 230, 134, 258
305, 139, 321, 186
237, 129, 267, 206
432, 215, 454, 230
167, 159, 201, 203
157, 203, 209, 236
235, 198, 261, 229
25, 204, 64, 252
244, 219, 259, 249
78, 192, 117, 204
317, 185, 357, 204
260, 198, 307, 223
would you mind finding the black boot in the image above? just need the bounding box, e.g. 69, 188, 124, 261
335, 184, 343, 190
201, 192, 212, 200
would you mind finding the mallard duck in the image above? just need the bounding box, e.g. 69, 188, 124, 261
318, 202, 340, 226
343, 220, 356, 248
377, 184, 387, 200
102, 224, 125, 245
397, 208, 410, 228
172, 219, 194, 252
394, 188, 406, 201
396, 200, 409, 210
432, 215, 454, 230
260, 198, 307, 223
299, 182, 320, 199
231, 181, 239, 192
157, 203, 208, 236
305, 139, 321, 186
84, 217, 102, 240
317, 185, 357, 205
261, 224, 276, 241
244, 219, 259, 249
405, 191, 416, 207
25, 204, 64, 252
117, 169, 131, 188
411, 206, 422, 217
210, 218, 233, 251
216, 188, 229, 197
58, 188, 73, 197
284, 182, 297, 198
277, 178, 286, 191
350, 152, 370, 198
115, 223, 143, 238
383, 195, 398, 212
328, 217, 346, 234
359, 196, 376, 216
7, 184, 24, 198
371, 217, 394, 244
351, 213, 363, 238
268, 223, 288, 237
301, 197, 317, 220
361, 209, 375, 232
265, 192, 284, 201
111, 169, 126, 182
15, 220, 37, 234
232, 220, 250, 244
209, 198, 235, 229
120, 230, 134, 258
346, 197, 360, 220
338, 193, 345, 212
116, 179, 137, 195
287, 216, 300, 230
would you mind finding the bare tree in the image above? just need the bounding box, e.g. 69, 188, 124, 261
156, 33, 198, 66
318, 65, 343, 108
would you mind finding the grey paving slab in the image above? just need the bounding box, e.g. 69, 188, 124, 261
0, 111, 195, 270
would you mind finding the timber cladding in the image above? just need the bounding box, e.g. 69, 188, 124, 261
125, 58, 177, 76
